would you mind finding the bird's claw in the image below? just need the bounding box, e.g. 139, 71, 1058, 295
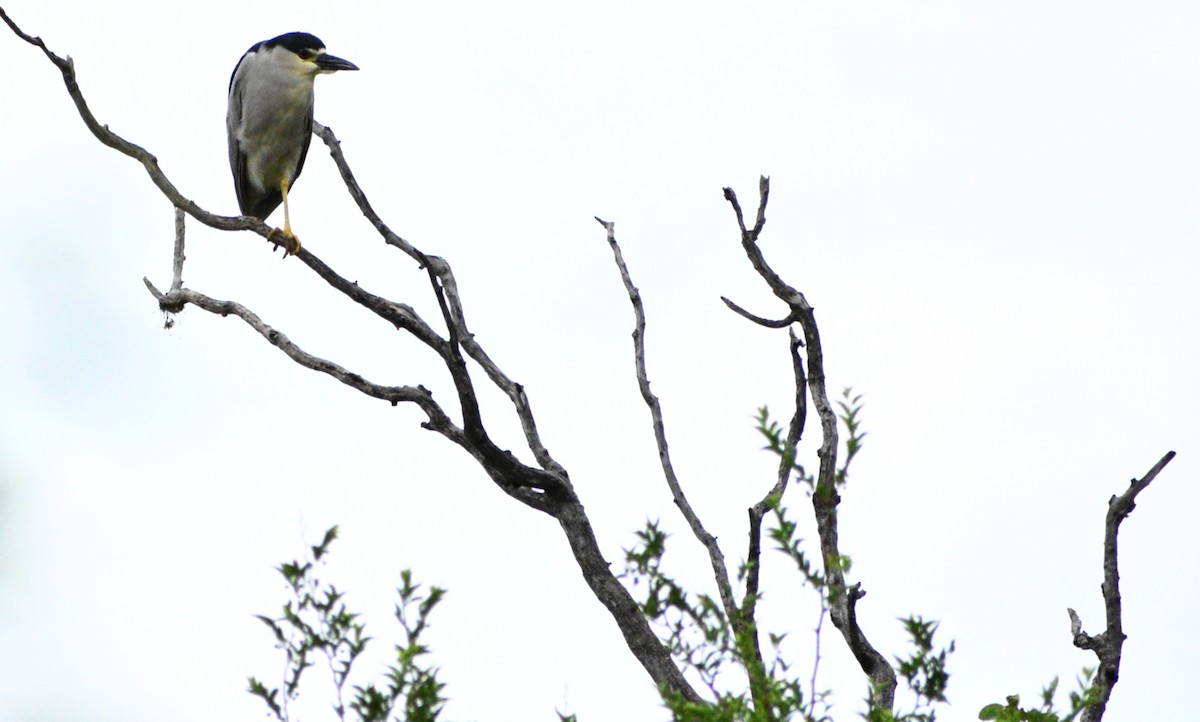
267, 228, 301, 257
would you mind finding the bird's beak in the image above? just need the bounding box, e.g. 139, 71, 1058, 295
315, 53, 359, 72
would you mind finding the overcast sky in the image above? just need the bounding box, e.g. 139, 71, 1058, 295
1, 2, 1197, 721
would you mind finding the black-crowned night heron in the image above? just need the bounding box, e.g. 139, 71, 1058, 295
227, 32, 358, 255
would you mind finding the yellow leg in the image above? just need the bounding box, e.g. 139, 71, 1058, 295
281, 176, 293, 238
268, 176, 301, 256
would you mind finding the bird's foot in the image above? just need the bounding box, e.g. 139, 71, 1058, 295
267, 228, 301, 257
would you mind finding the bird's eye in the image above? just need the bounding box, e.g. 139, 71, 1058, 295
298, 49, 314, 60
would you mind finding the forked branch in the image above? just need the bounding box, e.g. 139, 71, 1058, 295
723, 177, 897, 710
1069, 450, 1175, 722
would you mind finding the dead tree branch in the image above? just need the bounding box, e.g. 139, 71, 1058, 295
144, 278, 461, 434
1068, 450, 1175, 722
599, 216, 781, 713
720, 296, 799, 329
5, 9, 698, 703
597, 217, 739, 618
314, 122, 563, 477
723, 177, 897, 711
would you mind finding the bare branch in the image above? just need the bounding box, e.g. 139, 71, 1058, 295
597, 217, 739, 620
170, 208, 186, 294
768, 328, 807, 507
724, 177, 896, 710
313, 122, 564, 477
724, 187, 747, 233
1071, 450, 1175, 722
720, 296, 798, 328
312, 121, 424, 264
723, 179, 805, 307
744, 329, 807, 618
721, 177, 768, 237
143, 280, 457, 427
155, 208, 188, 321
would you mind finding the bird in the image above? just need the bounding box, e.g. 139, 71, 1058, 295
227, 32, 358, 255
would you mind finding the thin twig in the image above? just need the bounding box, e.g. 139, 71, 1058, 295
720, 296, 798, 329
1069, 450, 1175, 722
810, 601, 827, 708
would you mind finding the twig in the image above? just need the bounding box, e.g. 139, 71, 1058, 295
720, 296, 798, 329
1068, 450, 1175, 722
810, 601, 827, 708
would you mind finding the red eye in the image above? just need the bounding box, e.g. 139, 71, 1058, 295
298, 49, 314, 60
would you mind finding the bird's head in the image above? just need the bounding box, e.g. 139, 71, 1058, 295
260, 32, 359, 78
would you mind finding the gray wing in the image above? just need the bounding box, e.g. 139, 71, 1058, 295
293, 101, 315, 191
226, 63, 282, 220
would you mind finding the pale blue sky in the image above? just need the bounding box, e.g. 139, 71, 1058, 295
1, 2, 1197, 721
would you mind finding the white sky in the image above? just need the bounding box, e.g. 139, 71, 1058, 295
1, 2, 1197, 721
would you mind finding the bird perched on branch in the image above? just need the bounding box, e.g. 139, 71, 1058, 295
227, 32, 358, 255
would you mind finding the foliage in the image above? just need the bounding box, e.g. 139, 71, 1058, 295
835, 390, 866, 488
753, 387, 866, 496
754, 406, 811, 492
622, 517, 832, 722
894, 616, 952, 713
863, 617, 953, 722
248, 526, 448, 722
623, 521, 738, 695
978, 669, 1100, 722
243, 396, 1096, 722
